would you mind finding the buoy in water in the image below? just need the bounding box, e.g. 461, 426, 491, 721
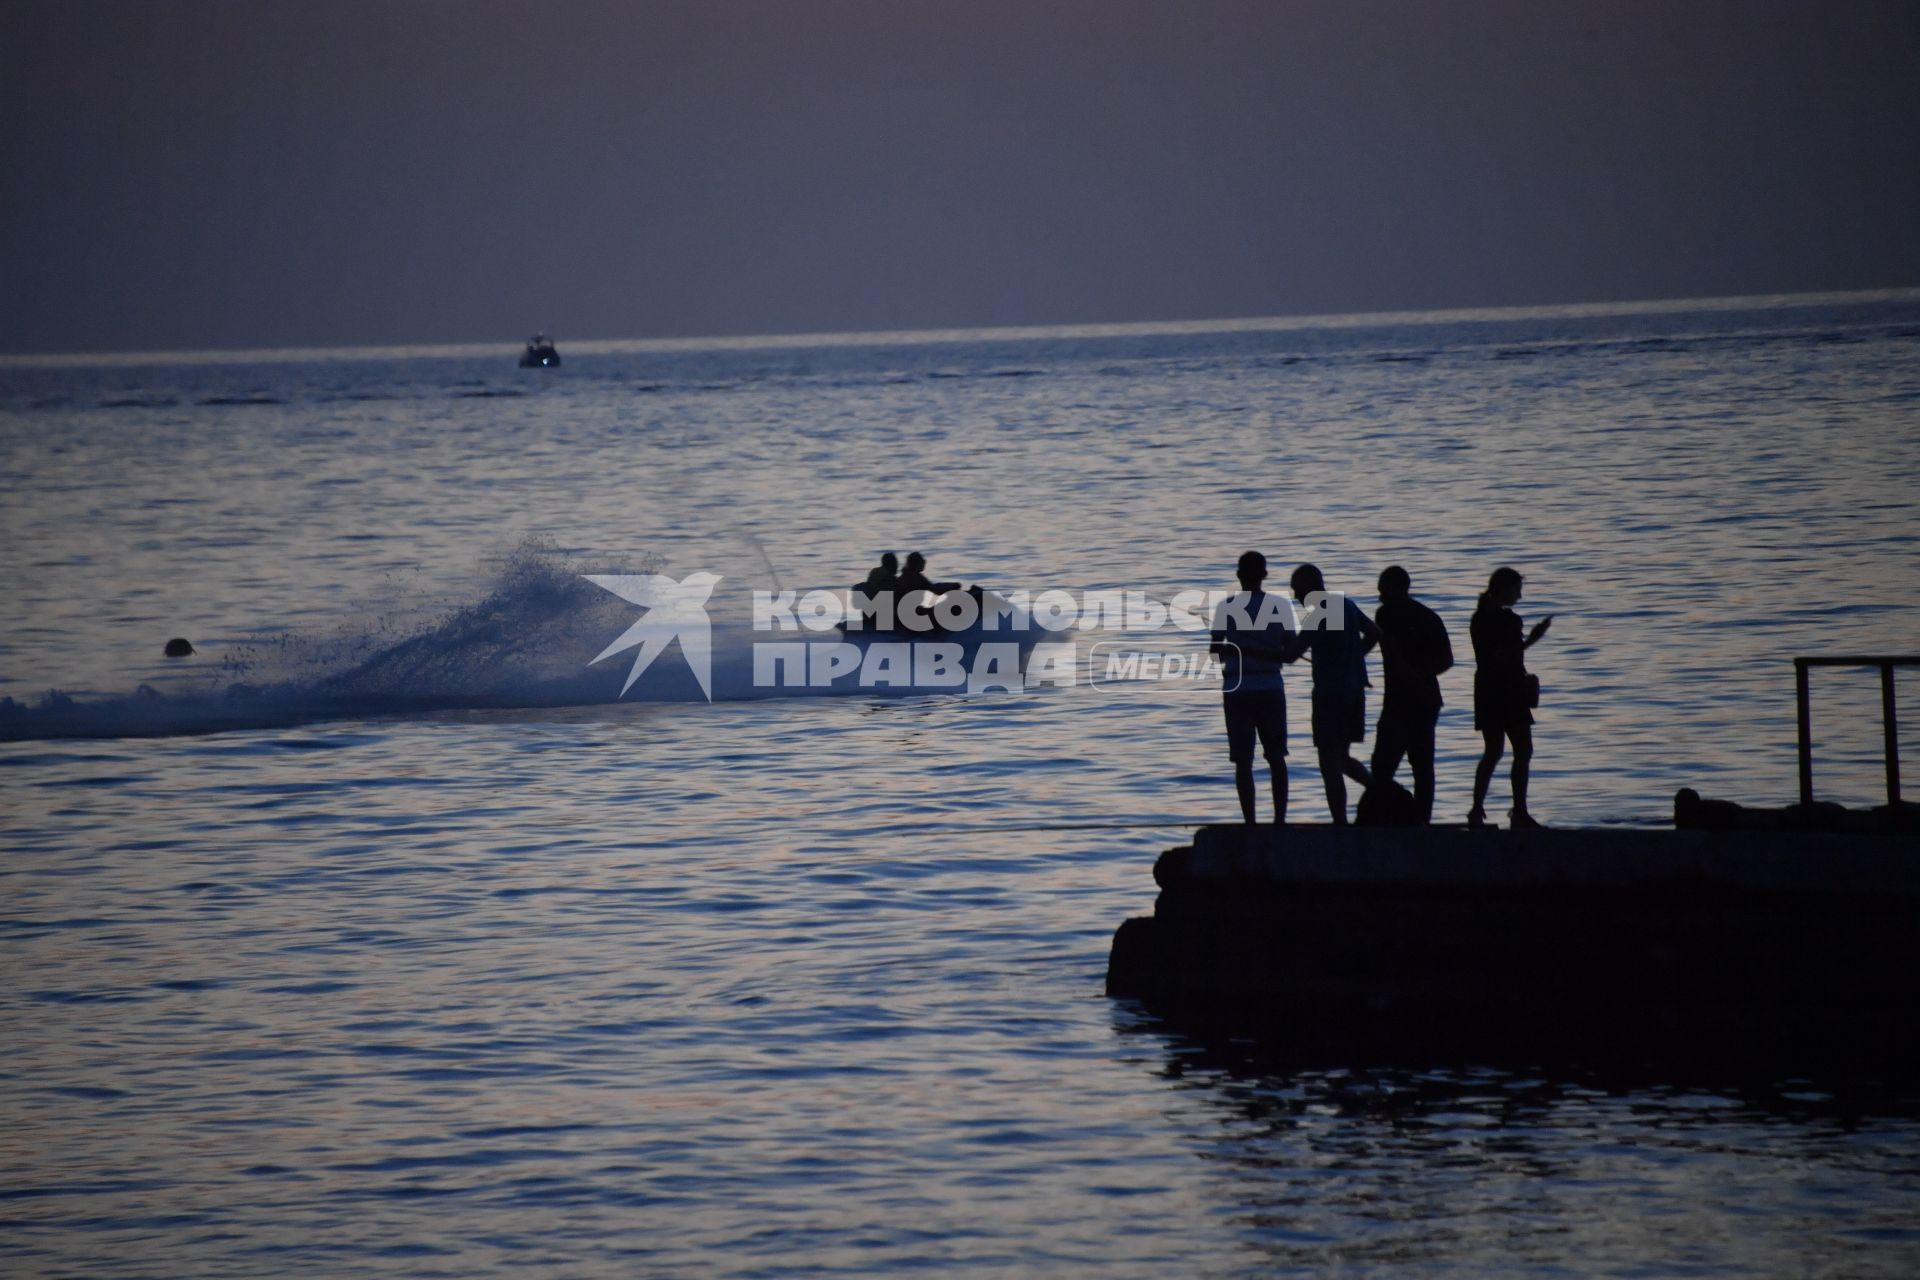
164, 638, 195, 657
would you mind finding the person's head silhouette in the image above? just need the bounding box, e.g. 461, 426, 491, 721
1378, 564, 1411, 602
1485, 565, 1523, 606
880, 552, 898, 573
905, 552, 926, 574
1236, 550, 1267, 590
1289, 563, 1325, 600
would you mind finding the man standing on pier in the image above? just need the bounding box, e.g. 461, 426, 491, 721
1210, 551, 1305, 823
1369, 565, 1454, 823
1290, 563, 1381, 824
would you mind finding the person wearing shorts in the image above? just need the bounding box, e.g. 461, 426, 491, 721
1210, 551, 1306, 823
1291, 563, 1382, 824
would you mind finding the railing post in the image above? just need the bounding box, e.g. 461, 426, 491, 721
1884, 661, 1902, 807
1796, 658, 1813, 807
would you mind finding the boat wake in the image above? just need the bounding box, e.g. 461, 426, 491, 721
1, 547, 1012, 742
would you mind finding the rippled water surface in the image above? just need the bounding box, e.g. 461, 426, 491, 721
4, 297, 1920, 1275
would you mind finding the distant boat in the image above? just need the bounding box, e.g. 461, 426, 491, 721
519, 334, 561, 368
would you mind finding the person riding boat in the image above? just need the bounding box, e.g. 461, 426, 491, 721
851, 553, 899, 629
894, 552, 962, 629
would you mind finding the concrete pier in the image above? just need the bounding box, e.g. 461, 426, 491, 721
1107, 823, 1920, 1072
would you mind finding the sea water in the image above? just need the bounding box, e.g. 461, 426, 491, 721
3, 295, 1919, 1275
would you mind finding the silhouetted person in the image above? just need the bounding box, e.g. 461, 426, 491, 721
1368, 565, 1454, 823
895, 551, 961, 627
860, 552, 899, 596
852, 552, 898, 629
894, 551, 959, 599
1469, 565, 1552, 829
1211, 551, 1306, 823
1290, 563, 1380, 824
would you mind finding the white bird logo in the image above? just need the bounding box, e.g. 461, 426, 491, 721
584, 571, 722, 699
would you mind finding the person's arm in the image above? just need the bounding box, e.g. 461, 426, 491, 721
1208, 601, 1230, 656
1353, 601, 1381, 655
932, 579, 962, 595
1430, 612, 1455, 675
1228, 618, 1304, 663
1371, 611, 1400, 674
1523, 615, 1553, 649
1260, 613, 1309, 664
1231, 625, 1282, 660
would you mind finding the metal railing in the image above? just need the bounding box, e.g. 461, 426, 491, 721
1795, 655, 1917, 807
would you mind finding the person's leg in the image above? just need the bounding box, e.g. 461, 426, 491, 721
1226, 696, 1256, 823
1408, 710, 1438, 824
1343, 692, 1371, 788
1253, 695, 1289, 824
1370, 713, 1406, 791
1508, 723, 1536, 824
1471, 726, 1504, 824
1317, 740, 1349, 824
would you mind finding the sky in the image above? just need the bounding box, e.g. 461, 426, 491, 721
2, 0, 1917, 354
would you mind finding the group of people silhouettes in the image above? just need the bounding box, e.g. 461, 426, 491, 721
1210, 553, 1551, 829
847, 547, 1548, 826
856, 552, 960, 605
852, 552, 969, 630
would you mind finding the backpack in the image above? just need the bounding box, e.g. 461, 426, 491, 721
1356, 777, 1421, 827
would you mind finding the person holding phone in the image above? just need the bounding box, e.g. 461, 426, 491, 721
1469, 566, 1552, 829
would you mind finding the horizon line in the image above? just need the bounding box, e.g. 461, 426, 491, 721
4, 285, 1917, 369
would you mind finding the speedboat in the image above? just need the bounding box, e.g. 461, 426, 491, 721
839, 585, 1052, 655
519, 334, 561, 368
821, 586, 1056, 694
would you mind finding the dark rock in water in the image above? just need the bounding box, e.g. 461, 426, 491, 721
164, 638, 195, 657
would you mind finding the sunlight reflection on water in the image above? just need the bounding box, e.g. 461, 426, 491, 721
4, 298, 1920, 1275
